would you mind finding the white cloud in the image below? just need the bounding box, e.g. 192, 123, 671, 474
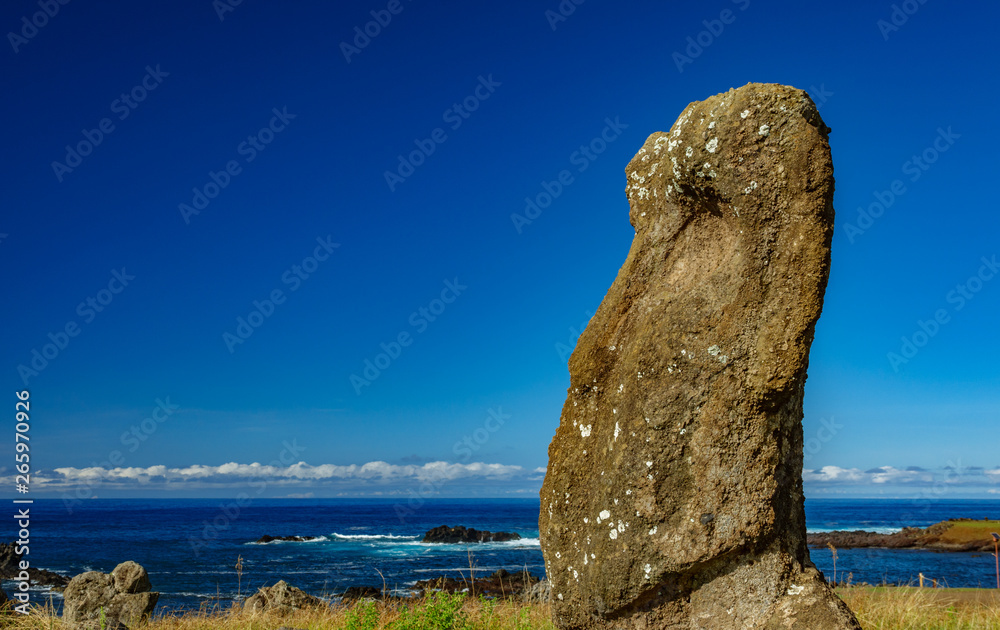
26, 460, 530, 492
867, 466, 932, 484
802, 466, 864, 482
804, 463, 999, 491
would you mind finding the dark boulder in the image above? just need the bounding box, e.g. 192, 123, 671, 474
0, 542, 71, 588
421, 525, 520, 544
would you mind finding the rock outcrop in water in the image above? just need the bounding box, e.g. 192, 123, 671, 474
0, 542, 71, 588
254, 534, 321, 544
809, 518, 1000, 553
422, 525, 521, 543
539, 83, 861, 629
63, 561, 158, 629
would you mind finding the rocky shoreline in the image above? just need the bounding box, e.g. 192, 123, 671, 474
807, 518, 999, 552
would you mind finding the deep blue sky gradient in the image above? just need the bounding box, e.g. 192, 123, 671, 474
2, 0, 998, 497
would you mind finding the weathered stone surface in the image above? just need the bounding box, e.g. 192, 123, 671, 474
63, 562, 158, 629
244, 580, 324, 614
539, 83, 860, 629
111, 561, 151, 595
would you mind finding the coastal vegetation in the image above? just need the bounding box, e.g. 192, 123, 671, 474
4, 586, 1000, 630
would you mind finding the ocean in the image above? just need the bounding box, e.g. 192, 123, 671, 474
9, 498, 999, 612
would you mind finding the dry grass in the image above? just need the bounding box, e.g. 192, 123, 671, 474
3, 587, 999, 630
838, 586, 1000, 629
2, 593, 554, 630
932, 520, 1000, 546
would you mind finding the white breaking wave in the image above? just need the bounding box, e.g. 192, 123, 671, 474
807, 527, 902, 534
331, 533, 420, 541
397, 537, 540, 548
247, 535, 330, 545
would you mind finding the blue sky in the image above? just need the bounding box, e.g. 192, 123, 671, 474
2, 0, 998, 499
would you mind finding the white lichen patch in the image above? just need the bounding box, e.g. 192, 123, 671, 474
685, 146, 694, 158
705, 138, 718, 153
740, 109, 750, 118
708, 121, 716, 129
609, 529, 618, 540
614, 422, 621, 440
646, 461, 653, 467
758, 124, 770, 136
599, 509, 611, 520
787, 585, 805, 596
743, 181, 758, 194
580, 424, 592, 438
648, 526, 657, 535
643, 563, 652, 578
708, 345, 721, 356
